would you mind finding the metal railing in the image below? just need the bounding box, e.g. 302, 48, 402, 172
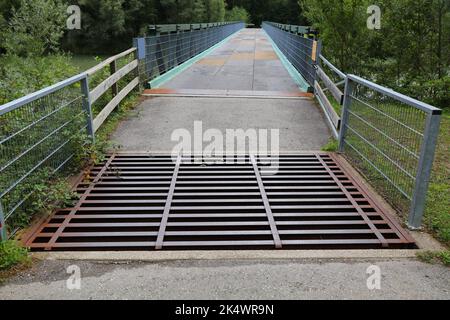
0, 48, 139, 240
262, 21, 321, 89
339, 75, 442, 228
135, 22, 245, 87
266, 22, 317, 38
261, 23, 442, 229
0, 73, 91, 240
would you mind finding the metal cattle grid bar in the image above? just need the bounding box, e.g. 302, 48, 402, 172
24, 153, 415, 251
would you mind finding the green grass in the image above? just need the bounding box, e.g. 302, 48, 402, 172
423, 111, 450, 246
417, 250, 450, 267
322, 138, 338, 152
71, 55, 108, 72
0, 240, 30, 271
325, 91, 342, 115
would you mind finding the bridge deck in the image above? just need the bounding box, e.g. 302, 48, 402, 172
163, 28, 301, 92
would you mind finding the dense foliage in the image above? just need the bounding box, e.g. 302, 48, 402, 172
61, 0, 252, 54
0, 0, 77, 104
301, 0, 450, 110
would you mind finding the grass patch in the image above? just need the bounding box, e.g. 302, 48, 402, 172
0, 240, 30, 271
322, 138, 338, 152
423, 111, 450, 246
417, 250, 450, 267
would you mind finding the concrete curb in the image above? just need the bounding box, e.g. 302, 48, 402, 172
32, 249, 423, 262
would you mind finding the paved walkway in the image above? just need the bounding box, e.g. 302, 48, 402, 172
111, 97, 330, 152
111, 29, 331, 152
0, 259, 448, 299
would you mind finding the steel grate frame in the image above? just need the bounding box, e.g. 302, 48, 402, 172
24, 153, 415, 251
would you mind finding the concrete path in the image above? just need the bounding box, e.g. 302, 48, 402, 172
0, 258, 448, 299
111, 96, 330, 152
163, 29, 301, 92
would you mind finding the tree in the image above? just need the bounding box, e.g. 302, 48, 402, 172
63, 0, 128, 53
300, 0, 450, 109
2, 0, 66, 56
205, 0, 226, 22
300, 0, 371, 73
225, 6, 250, 22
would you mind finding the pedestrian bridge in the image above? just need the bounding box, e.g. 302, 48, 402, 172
0, 22, 441, 251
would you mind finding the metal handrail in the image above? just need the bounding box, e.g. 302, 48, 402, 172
0, 73, 87, 116
347, 75, 441, 114
319, 55, 346, 80
339, 74, 442, 229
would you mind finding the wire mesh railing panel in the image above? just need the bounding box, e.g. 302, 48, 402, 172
0, 75, 90, 238
262, 22, 319, 88
339, 75, 441, 228
137, 22, 245, 86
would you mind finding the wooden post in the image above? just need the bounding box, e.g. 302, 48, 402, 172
110, 60, 119, 110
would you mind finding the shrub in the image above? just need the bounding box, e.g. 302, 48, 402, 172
0, 54, 78, 105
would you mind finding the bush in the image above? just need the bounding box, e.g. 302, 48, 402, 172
0, 240, 29, 270
2, 0, 66, 57
0, 54, 78, 104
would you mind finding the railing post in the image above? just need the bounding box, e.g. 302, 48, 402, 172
0, 202, 6, 241
338, 76, 353, 152
81, 76, 95, 142
407, 111, 441, 229
134, 37, 146, 89
109, 60, 118, 97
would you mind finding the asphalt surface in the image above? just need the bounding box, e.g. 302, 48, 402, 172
110, 96, 331, 152
0, 258, 448, 300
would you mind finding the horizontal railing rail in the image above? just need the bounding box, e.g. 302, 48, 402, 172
135, 21, 245, 88
262, 21, 320, 90
339, 74, 442, 228
314, 55, 346, 138
267, 22, 317, 38
148, 21, 242, 35
86, 48, 140, 132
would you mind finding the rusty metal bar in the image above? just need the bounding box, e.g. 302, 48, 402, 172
315, 154, 388, 248
44, 154, 116, 250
